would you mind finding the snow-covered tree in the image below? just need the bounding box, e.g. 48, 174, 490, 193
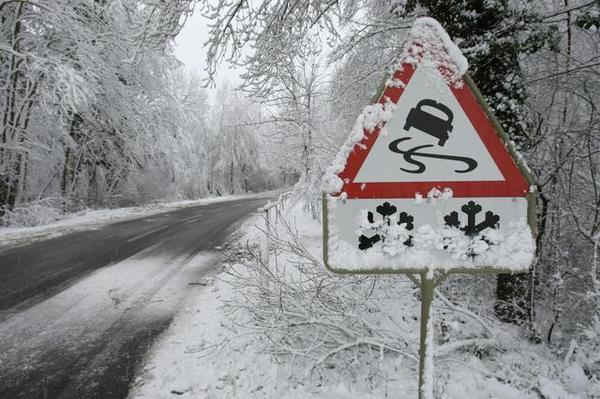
200, 0, 600, 345
0, 0, 280, 225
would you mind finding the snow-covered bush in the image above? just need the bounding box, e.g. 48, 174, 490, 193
219, 203, 599, 396
223, 212, 417, 385
1, 198, 65, 227
221, 204, 511, 392
0, 1, 281, 225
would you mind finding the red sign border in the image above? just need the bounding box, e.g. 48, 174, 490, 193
337, 64, 530, 199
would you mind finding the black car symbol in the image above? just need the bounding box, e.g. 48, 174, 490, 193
404, 99, 454, 147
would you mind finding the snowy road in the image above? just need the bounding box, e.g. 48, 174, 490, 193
0, 196, 271, 398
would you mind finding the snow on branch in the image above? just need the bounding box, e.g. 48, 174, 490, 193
221, 209, 419, 378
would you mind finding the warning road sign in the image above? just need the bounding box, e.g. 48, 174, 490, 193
340, 61, 530, 198
323, 20, 536, 274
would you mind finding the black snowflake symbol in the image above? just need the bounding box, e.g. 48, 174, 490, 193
443, 201, 500, 236
358, 202, 414, 250
443, 201, 500, 258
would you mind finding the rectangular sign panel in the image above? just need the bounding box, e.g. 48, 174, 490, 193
324, 195, 533, 273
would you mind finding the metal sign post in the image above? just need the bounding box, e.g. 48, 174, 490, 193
417, 273, 435, 399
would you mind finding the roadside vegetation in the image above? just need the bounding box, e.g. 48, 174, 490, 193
0, 1, 286, 227
200, 0, 600, 396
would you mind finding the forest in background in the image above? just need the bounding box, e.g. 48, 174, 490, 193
0, 0, 292, 228
1, 0, 600, 379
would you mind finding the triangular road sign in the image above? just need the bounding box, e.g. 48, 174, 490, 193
336, 58, 530, 199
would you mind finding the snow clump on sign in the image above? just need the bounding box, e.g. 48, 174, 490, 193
322, 100, 396, 193
385, 17, 469, 90
427, 187, 453, 201
398, 17, 469, 86
343, 220, 533, 272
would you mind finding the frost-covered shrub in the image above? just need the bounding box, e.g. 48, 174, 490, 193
567, 315, 600, 383
221, 203, 501, 392
1, 198, 65, 227
222, 208, 417, 382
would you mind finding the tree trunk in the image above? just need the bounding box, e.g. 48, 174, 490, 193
229, 159, 234, 194
494, 273, 531, 324
0, 3, 26, 216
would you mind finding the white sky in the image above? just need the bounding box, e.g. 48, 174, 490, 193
174, 8, 241, 92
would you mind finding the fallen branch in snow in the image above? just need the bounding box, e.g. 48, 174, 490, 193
438, 358, 507, 382
310, 339, 418, 372
435, 289, 497, 340
436, 338, 497, 357
221, 209, 418, 381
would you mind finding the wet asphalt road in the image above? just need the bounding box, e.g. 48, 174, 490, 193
0, 196, 271, 399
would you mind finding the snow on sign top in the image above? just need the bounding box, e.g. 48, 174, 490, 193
322, 18, 536, 274
394, 17, 468, 85
323, 18, 531, 199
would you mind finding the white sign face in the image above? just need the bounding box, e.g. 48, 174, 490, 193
325, 196, 534, 273
354, 66, 504, 183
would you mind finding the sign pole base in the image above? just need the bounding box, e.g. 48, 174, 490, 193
418, 272, 434, 399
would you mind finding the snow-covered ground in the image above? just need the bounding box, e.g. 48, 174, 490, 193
128, 217, 291, 398
128, 258, 281, 398
0, 193, 264, 251
129, 203, 598, 398
0, 245, 223, 397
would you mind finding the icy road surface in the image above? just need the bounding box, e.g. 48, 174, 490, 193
0, 196, 271, 398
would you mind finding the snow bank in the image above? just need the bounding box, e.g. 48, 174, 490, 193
129, 265, 280, 398
537, 377, 580, 399
445, 365, 535, 398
